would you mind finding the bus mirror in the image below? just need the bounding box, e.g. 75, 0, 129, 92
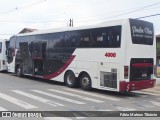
6, 50, 10, 56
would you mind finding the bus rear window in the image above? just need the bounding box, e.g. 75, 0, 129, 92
129, 19, 154, 45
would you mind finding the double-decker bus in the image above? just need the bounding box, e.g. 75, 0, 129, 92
0, 39, 9, 71
6, 18, 156, 92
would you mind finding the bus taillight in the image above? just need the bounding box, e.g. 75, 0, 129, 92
124, 66, 129, 79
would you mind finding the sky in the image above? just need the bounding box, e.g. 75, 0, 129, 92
0, 0, 160, 39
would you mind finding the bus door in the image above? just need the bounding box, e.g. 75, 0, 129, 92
31, 41, 46, 76
19, 42, 30, 74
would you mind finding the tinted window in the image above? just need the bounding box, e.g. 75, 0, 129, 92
9, 36, 16, 49
80, 30, 90, 47
109, 26, 121, 47
11, 26, 121, 50
91, 28, 106, 47
16, 36, 26, 49
26, 35, 36, 42
65, 31, 79, 47
5, 41, 9, 49
37, 34, 50, 41
91, 26, 121, 48
50, 32, 64, 47
65, 26, 121, 48
130, 19, 154, 45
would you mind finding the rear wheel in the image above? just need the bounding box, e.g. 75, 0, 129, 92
80, 73, 92, 90
65, 71, 78, 88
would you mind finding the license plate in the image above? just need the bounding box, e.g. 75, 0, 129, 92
142, 73, 147, 77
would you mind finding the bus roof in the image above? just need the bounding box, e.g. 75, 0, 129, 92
13, 18, 149, 37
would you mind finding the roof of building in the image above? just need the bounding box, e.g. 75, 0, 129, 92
157, 34, 160, 38
19, 28, 37, 34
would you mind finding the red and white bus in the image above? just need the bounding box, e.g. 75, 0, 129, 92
6, 18, 156, 92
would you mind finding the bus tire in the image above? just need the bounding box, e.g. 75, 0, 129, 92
65, 71, 78, 88
80, 73, 92, 91
16, 66, 22, 77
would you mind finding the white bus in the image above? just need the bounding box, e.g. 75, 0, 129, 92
6, 18, 156, 92
0, 39, 9, 71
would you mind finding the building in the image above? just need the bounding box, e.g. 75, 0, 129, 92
19, 28, 37, 34
156, 34, 160, 77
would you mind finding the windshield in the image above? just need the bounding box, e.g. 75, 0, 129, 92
129, 19, 154, 45
5, 41, 9, 49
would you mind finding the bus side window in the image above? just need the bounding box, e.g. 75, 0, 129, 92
80, 30, 90, 47
53, 33, 65, 48
29, 42, 33, 55
16, 37, 20, 49
65, 33, 76, 47
111, 26, 121, 47
91, 28, 106, 48
17, 36, 27, 49
69, 36, 76, 47
106, 26, 121, 48
106, 29, 112, 47
5, 41, 9, 49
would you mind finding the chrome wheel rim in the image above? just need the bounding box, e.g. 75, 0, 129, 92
82, 77, 89, 86
17, 68, 21, 76
67, 74, 74, 85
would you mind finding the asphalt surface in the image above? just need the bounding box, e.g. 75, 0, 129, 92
0, 72, 160, 120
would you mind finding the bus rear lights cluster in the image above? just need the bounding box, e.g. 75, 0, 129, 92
105, 52, 116, 57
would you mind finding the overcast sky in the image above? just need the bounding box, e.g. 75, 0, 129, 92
0, 0, 160, 39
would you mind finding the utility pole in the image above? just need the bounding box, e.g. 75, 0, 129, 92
69, 18, 73, 27
71, 19, 73, 27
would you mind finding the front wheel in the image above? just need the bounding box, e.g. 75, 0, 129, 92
80, 73, 92, 91
16, 66, 22, 77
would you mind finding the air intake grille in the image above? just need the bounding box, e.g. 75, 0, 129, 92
100, 69, 117, 88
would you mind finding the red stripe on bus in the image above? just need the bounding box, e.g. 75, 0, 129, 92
132, 63, 153, 67
44, 55, 76, 79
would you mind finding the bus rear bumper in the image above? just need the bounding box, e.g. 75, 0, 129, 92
119, 79, 156, 92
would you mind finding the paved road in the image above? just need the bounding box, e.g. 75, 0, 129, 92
0, 72, 160, 120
